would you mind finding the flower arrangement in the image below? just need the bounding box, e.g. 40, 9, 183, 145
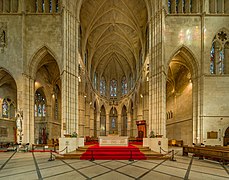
149, 131, 155, 138
71, 132, 78, 138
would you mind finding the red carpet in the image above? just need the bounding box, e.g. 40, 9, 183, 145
80, 144, 146, 160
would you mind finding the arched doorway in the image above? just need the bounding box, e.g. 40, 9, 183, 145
109, 107, 118, 134
166, 47, 197, 145
34, 89, 47, 144
121, 105, 127, 136
224, 127, 229, 146
100, 105, 106, 136
34, 50, 61, 144
0, 68, 17, 143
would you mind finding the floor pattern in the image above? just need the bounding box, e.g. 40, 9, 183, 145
0, 149, 229, 180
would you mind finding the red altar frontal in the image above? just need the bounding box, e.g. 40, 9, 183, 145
136, 120, 146, 138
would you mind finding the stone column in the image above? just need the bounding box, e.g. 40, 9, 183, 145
149, 11, 166, 137
127, 111, 131, 136
185, 0, 191, 13
78, 93, 84, 136
19, 74, 35, 144
84, 102, 90, 136
96, 112, 100, 137
117, 113, 121, 135
89, 106, 94, 136
106, 113, 109, 135
37, 0, 42, 12
171, 0, 176, 14
61, 8, 79, 136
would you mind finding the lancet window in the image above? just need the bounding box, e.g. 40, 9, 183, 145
210, 30, 228, 75
35, 92, 46, 117
100, 76, 106, 96
110, 79, 117, 97
121, 76, 127, 95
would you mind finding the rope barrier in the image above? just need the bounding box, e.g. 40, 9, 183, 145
58, 146, 68, 154
160, 147, 176, 161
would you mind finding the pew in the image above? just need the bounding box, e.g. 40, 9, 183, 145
183, 145, 229, 164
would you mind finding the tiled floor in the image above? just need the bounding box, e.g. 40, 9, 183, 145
0, 150, 228, 180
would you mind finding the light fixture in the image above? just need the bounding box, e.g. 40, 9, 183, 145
84, 95, 87, 98
140, 94, 143, 98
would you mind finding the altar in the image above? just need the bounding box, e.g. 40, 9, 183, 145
99, 135, 128, 146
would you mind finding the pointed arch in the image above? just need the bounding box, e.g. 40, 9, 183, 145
29, 45, 60, 79
167, 45, 199, 79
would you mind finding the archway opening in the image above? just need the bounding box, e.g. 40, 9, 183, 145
100, 105, 106, 136
34, 52, 61, 144
121, 105, 127, 136
109, 107, 118, 134
166, 48, 194, 145
0, 68, 17, 143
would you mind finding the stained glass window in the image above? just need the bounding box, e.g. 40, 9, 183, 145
218, 50, 224, 74
35, 92, 46, 117
111, 118, 115, 128
121, 76, 127, 95
183, 0, 185, 13
94, 72, 97, 89
49, 0, 52, 13
42, 0, 45, 12
210, 31, 227, 75
56, 0, 59, 12
168, 0, 171, 13
38, 104, 42, 117
35, 104, 37, 117
42, 104, 46, 116
210, 42, 215, 74
2, 99, 8, 118
110, 79, 117, 97
100, 76, 106, 95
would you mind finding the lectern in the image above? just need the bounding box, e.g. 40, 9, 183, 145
136, 120, 146, 138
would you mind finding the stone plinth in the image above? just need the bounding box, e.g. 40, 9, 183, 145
99, 136, 128, 146
78, 138, 84, 147
149, 138, 168, 154
143, 138, 149, 147
59, 137, 84, 154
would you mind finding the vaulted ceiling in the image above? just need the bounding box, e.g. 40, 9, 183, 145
80, 0, 148, 82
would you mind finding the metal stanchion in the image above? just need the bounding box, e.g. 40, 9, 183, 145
129, 150, 134, 161
90, 150, 94, 161
48, 150, 55, 161
170, 150, 176, 161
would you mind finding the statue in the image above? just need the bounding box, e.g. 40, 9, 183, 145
16, 112, 22, 131
16, 110, 23, 143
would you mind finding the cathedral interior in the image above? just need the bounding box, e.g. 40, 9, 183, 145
0, 0, 229, 179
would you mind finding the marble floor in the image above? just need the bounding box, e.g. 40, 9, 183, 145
0, 149, 229, 180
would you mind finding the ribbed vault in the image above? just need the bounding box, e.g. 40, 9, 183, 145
80, 0, 148, 87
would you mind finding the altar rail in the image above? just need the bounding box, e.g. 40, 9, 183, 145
183, 145, 229, 164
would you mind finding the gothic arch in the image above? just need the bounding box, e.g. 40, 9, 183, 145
166, 45, 199, 145
167, 45, 199, 79
29, 46, 60, 79
0, 67, 18, 89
